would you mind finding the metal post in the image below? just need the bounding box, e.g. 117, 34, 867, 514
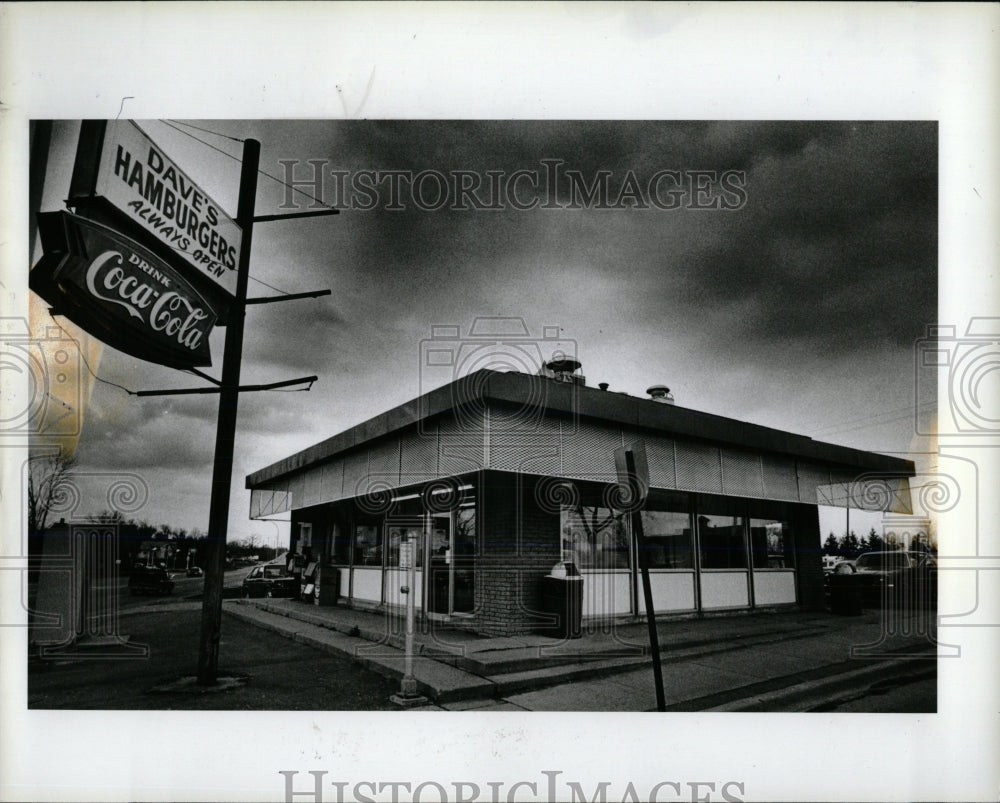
626, 449, 666, 712
404, 534, 417, 686
197, 138, 260, 685
391, 522, 428, 707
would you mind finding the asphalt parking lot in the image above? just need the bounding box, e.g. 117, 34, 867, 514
28, 605, 399, 710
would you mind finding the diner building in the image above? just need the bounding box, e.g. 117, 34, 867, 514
246, 362, 914, 636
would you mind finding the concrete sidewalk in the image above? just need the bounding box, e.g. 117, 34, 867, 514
224, 599, 939, 711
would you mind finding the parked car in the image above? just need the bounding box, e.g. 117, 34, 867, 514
822, 555, 855, 575
241, 563, 298, 598
128, 566, 175, 596
186, 566, 203, 577
836, 550, 937, 607
832, 558, 857, 574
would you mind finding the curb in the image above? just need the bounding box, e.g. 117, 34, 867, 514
224, 601, 495, 703
226, 600, 938, 711
703, 656, 936, 712
241, 599, 835, 673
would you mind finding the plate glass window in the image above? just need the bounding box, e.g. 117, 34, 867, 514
561, 505, 630, 570
698, 512, 747, 569
639, 490, 694, 569
353, 522, 382, 566
750, 518, 794, 569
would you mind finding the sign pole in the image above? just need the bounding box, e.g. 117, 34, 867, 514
391, 524, 428, 707
622, 447, 666, 712
197, 138, 260, 685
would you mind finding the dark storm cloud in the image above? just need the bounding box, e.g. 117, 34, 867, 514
246, 118, 935, 395
74, 392, 217, 472
55, 119, 937, 532
655, 121, 936, 352
327, 120, 854, 179
241, 295, 347, 373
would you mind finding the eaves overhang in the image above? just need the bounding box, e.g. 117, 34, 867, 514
246, 369, 914, 488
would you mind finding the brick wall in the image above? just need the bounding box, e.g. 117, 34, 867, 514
476, 471, 561, 636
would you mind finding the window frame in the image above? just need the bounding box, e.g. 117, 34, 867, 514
696, 510, 749, 571
749, 517, 796, 570
560, 503, 631, 571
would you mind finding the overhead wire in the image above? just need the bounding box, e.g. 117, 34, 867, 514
804, 400, 937, 438
157, 119, 336, 210
43, 313, 310, 396
165, 119, 245, 143
84, 121, 326, 293
255, 165, 339, 210
248, 274, 292, 295
34, 122, 327, 406
148, 119, 335, 297
159, 119, 244, 165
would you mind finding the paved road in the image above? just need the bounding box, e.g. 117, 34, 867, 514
110, 566, 253, 610
435, 650, 937, 713
809, 672, 936, 713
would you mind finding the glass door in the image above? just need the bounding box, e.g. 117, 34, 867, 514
426, 513, 451, 615
452, 505, 476, 614
425, 506, 477, 616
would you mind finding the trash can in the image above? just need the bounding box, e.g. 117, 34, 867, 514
315, 566, 340, 606
829, 572, 863, 616
541, 562, 584, 638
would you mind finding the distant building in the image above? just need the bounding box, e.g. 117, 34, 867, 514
135, 540, 176, 568
882, 513, 933, 551
247, 363, 914, 637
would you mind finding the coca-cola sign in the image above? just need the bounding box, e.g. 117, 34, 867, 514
30, 212, 217, 368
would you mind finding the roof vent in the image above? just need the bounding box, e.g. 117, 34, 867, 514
646, 384, 674, 404
540, 355, 585, 386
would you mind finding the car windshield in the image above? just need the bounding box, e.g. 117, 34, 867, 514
263, 566, 285, 578
856, 552, 909, 570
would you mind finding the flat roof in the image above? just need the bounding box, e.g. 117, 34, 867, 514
246, 369, 914, 487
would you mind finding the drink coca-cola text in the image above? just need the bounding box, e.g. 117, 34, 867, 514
85, 250, 211, 352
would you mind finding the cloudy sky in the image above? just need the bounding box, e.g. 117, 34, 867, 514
35, 120, 937, 545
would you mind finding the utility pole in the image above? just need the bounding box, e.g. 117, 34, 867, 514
183, 136, 337, 686
197, 138, 259, 685
32, 121, 333, 682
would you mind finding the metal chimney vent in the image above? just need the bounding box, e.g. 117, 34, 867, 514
646, 384, 674, 404
541, 356, 585, 386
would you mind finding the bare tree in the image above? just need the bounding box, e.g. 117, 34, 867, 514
563, 504, 628, 569
26, 451, 76, 533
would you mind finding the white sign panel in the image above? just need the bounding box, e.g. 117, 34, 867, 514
93, 121, 241, 297
399, 542, 414, 570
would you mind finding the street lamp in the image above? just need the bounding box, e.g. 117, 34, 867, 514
265, 520, 282, 554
